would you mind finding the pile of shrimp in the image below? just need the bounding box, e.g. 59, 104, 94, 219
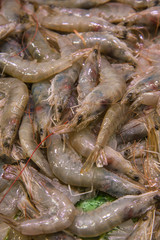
1, 0, 160, 239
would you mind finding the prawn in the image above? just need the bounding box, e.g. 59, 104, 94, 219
47, 133, 144, 198
0, 78, 29, 155
68, 191, 159, 237
0, 48, 91, 83
51, 57, 126, 134
113, 0, 160, 10
1, 164, 76, 235
19, 99, 53, 178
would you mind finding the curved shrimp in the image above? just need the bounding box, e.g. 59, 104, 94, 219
1, 164, 76, 235
19, 99, 53, 178
77, 47, 99, 103
47, 133, 144, 198
52, 57, 126, 136
68, 191, 159, 238
0, 48, 91, 83
27, 0, 110, 8
32, 81, 53, 144
0, 78, 29, 155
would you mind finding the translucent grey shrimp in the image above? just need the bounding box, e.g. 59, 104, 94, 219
25, 26, 59, 61
0, 38, 24, 58
111, 63, 135, 83
68, 191, 159, 238
0, 182, 38, 219
1, 164, 76, 235
47, 133, 144, 198
48, 36, 81, 122
0, 48, 91, 82
32, 81, 53, 144
1, 0, 21, 23
52, 57, 126, 135
42, 29, 137, 64
77, 47, 99, 103
0, 78, 29, 155
126, 209, 155, 240
81, 103, 129, 172
114, 0, 160, 9
0, 22, 16, 41
27, 0, 110, 8
19, 99, 53, 178
37, 9, 133, 40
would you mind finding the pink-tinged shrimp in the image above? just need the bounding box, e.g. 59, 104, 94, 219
27, 0, 110, 8
113, 0, 159, 9
41, 29, 137, 64
77, 47, 99, 103
68, 191, 159, 238
52, 57, 126, 134
122, 6, 160, 28
0, 78, 29, 155
0, 48, 91, 83
19, 99, 53, 178
0, 22, 16, 41
37, 8, 133, 39
47, 133, 144, 198
1, 164, 76, 235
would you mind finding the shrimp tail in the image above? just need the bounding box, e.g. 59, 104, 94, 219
81, 146, 100, 173
0, 213, 19, 229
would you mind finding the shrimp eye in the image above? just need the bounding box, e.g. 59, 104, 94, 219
143, 216, 148, 221
155, 124, 159, 130
93, 49, 98, 54
58, 105, 62, 113
40, 128, 43, 135
154, 195, 160, 201
3, 141, 10, 149
77, 115, 83, 124
133, 176, 139, 182
123, 30, 127, 39
124, 149, 130, 158
127, 92, 133, 102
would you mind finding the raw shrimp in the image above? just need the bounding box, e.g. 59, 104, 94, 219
113, 0, 160, 9
0, 78, 29, 155
69, 127, 141, 181
47, 133, 144, 198
0, 182, 38, 219
122, 6, 160, 29
52, 57, 126, 134
68, 191, 159, 237
0, 22, 16, 41
1, 164, 76, 235
37, 9, 133, 40
32, 81, 53, 143
25, 26, 59, 61
42, 30, 137, 64
0, 48, 91, 82
0, 38, 24, 58
126, 209, 155, 240
0, 161, 10, 193
19, 99, 53, 178
1, 0, 21, 23
27, 0, 110, 8
77, 47, 99, 103
111, 63, 135, 82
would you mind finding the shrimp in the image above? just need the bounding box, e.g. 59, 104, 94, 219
25, 26, 59, 61
1, 0, 21, 23
52, 57, 126, 134
47, 133, 144, 198
0, 161, 10, 193
126, 209, 155, 240
122, 6, 160, 29
113, 0, 160, 10
111, 63, 135, 83
19, 99, 53, 178
68, 191, 159, 238
42, 29, 137, 64
0, 38, 24, 58
1, 164, 76, 235
0, 22, 16, 41
0, 48, 91, 83
27, 0, 110, 8
32, 81, 53, 144
77, 47, 99, 103
37, 8, 133, 40
0, 182, 38, 219
69, 127, 141, 181
48, 37, 81, 122
0, 78, 29, 155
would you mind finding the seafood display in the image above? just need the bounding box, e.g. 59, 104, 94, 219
1, 0, 160, 239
